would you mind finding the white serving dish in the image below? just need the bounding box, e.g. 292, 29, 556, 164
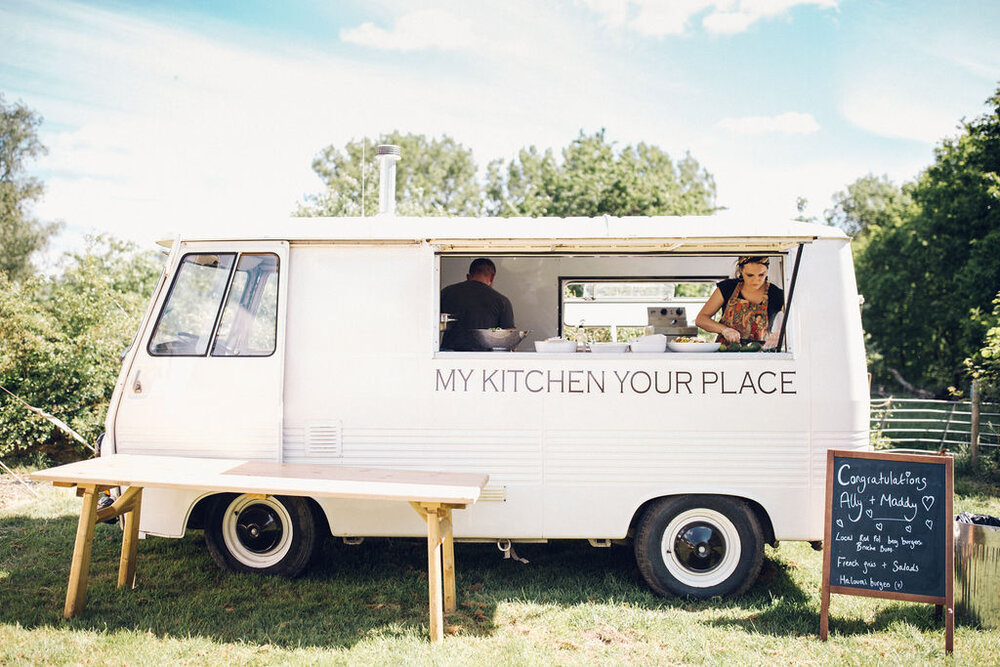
589, 342, 630, 353
666, 341, 721, 353
629, 334, 667, 353
630, 341, 667, 353
534, 339, 578, 353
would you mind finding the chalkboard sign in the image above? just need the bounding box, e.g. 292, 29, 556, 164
820, 450, 954, 652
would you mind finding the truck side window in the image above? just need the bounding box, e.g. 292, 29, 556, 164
211, 253, 279, 357
149, 253, 236, 356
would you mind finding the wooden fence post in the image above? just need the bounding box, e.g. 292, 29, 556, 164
939, 402, 956, 451
970, 379, 980, 467
877, 396, 892, 438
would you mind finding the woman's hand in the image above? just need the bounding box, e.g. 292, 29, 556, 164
721, 327, 741, 343
762, 331, 780, 350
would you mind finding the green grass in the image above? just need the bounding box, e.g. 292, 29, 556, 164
1, 468, 998, 665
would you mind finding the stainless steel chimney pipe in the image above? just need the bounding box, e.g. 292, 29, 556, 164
375, 144, 401, 216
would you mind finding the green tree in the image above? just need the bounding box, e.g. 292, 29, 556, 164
855, 87, 1000, 395
825, 174, 915, 250
793, 197, 816, 223
826, 174, 916, 390
298, 132, 481, 217
0, 94, 59, 280
485, 130, 717, 217
299, 129, 718, 219
0, 236, 162, 460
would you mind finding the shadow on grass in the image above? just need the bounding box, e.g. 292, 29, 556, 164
709, 554, 953, 640
699, 547, 824, 638
1, 513, 819, 649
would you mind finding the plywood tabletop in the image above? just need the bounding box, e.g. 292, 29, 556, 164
31, 454, 489, 505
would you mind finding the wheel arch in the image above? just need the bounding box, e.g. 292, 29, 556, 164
628, 493, 776, 547
187, 492, 331, 538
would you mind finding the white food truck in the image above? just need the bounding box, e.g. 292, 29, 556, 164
102, 206, 868, 599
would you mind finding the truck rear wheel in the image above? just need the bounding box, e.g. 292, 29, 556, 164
205, 494, 317, 577
634, 495, 763, 598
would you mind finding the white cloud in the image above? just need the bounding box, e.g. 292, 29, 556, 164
576, 0, 629, 28
340, 9, 477, 51
704, 0, 838, 34
702, 10, 757, 34
582, 0, 837, 37
3, 3, 454, 243
841, 87, 964, 145
631, 1, 715, 36
717, 112, 820, 135
3, 0, 663, 250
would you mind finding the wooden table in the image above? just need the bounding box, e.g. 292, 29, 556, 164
31, 454, 488, 642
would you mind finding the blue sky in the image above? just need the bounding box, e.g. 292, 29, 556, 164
2, 0, 998, 251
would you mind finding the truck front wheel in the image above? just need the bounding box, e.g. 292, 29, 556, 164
634, 495, 763, 598
205, 494, 318, 577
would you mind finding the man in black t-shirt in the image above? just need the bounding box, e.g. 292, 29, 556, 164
440, 258, 515, 351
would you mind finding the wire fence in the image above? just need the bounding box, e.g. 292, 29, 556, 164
870, 396, 1000, 453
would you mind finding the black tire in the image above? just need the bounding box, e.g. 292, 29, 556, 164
204, 494, 318, 577
634, 495, 763, 599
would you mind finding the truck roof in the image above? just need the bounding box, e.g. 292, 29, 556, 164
162, 213, 848, 253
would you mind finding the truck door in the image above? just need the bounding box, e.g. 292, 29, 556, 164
113, 242, 289, 460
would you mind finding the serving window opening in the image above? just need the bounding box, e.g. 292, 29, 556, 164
436, 253, 790, 353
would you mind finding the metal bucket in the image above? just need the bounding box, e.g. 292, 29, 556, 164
954, 520, 1000, 628
468, 329, 530, 351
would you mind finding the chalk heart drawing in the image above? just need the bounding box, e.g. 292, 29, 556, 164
905, 525, 913, 533
922, 496, 935, 511
875, 522, 883, 531
866, 509, 873, 518
895, 581, 904, 591
836, 519, 844, 528
926, 519, 934, 531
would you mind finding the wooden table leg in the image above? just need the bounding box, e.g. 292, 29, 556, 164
117, 488, 143, 589
442, 507, 456, 613
64, 484, 100, 618
425, 505, 444, 643
411, 501, 466, 642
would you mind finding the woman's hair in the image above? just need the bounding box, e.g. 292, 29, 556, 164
735, 255, 770, 279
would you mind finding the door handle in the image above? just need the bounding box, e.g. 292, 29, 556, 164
133, 371, 142, 394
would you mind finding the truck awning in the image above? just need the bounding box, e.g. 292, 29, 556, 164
157, 213, 847, 252
427, 235, 817, 253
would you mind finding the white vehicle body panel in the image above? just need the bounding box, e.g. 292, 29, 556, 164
104, 215, 868, 542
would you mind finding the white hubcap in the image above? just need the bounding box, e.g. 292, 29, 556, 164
660, 508, 741, 588
222, 495, 293, 568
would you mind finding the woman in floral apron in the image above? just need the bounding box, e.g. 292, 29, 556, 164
695, 256, 785, 348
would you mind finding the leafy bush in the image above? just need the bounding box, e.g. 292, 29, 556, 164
0, 236, 162, 461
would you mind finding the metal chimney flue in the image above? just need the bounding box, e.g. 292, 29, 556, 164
375, 144, 401, 216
